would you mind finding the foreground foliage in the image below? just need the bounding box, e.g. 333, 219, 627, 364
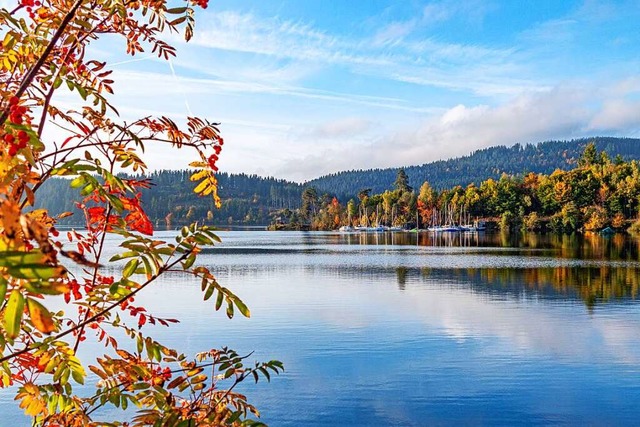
0, 0, 280, 424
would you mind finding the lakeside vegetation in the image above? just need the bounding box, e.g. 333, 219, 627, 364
277, 143, 640, 233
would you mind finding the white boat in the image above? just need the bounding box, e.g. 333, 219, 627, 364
460, 220, 486, 232
339, 225, 354, 232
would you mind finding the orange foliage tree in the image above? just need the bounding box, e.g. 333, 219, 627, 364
0, 0, 281, 425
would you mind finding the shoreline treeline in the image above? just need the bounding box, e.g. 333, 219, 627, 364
279, 143, 640, 233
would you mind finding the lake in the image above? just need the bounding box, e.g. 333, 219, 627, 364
3, 230, 640, 425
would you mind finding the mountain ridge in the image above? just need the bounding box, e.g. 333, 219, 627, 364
305, 136, 640, 200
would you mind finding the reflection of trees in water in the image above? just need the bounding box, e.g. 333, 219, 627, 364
423, 266, 640, 308
396, 267, 407, 290
208, 261, 640, 308
333, 231, 640, 261
338, 231, 486, 247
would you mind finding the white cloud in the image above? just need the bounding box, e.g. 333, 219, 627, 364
372, 19, 418, 47
519, 19, 578, 44
589, 99, 640, 131
187, 10, 532, 97
303, 117, 372, 139
422, 0, 494, 26
275, 78, 640, 181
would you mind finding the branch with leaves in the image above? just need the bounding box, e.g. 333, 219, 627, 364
0, 0, 281, 424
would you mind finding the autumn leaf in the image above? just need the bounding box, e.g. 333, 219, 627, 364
26, 298, 55, 334
4, 290, 25, 339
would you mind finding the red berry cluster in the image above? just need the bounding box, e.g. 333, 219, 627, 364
4, 130, 29, 156
7, 96, 27, 125
150, 366, 172, 385
20, 0, 42, 19
191, 0, 208, 8
207, 137, 224, 171
3, 96, 30, 156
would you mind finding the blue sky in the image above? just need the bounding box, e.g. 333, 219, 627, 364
85, 0, 640, 181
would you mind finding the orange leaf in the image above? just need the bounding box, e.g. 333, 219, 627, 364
26, 298, 55, 334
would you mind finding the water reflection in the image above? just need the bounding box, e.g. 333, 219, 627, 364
319, 230, 640, 261
422, 266, 640, 308
270, 263, 640, 308
8, 230, 640, 426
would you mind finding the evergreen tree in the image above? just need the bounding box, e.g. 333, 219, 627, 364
394, 168, 412, 192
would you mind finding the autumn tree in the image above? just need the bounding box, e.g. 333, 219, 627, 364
0, 0, 281, 425
416, 182, 435, 226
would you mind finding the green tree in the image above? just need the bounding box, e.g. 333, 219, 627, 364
579, 142, 598, 167
346, 199, 357, 225
301, 186, 318, 221
394, 168, 412, 193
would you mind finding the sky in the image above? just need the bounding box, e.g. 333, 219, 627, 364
81, 0, 640, 181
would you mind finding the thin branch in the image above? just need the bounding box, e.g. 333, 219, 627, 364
72, 204, 112, 354
0, 0, 86, 125
0, 251, 190, 364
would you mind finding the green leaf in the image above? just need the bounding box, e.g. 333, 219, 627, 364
234, 297, 251, 318
166, 6, 188, 13
0, 277, 7, 302
109, 251, 139, 262
0, 250, 45, 267
69, 175, 85, 188
136, 334, 143, 354
259, 366, 271, 382
6, 264, 65, 280
122, 258, 139, 279
203, 283, 215, 301
4, 290, 24, 339
215, 290, 224, 311
140, 256, 154, 279
226, 301, 234, 319
71, 367, 85, 385
109, 281, 119, 295
182, 253, 196, 269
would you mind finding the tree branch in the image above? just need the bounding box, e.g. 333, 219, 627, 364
0, 251, 190, 364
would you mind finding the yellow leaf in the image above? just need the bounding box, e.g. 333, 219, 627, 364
193, 178, 210, 194
190, 169, 208, 181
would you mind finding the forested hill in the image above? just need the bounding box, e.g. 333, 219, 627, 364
306, 137, 640, 199
36, 171, 302, 226
35, 136, 640, 226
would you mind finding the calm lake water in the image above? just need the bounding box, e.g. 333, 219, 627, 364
4, 230, 640, 425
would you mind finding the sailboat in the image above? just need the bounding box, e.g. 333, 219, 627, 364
367, 205, 385, 232
388, 206, 403, 231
